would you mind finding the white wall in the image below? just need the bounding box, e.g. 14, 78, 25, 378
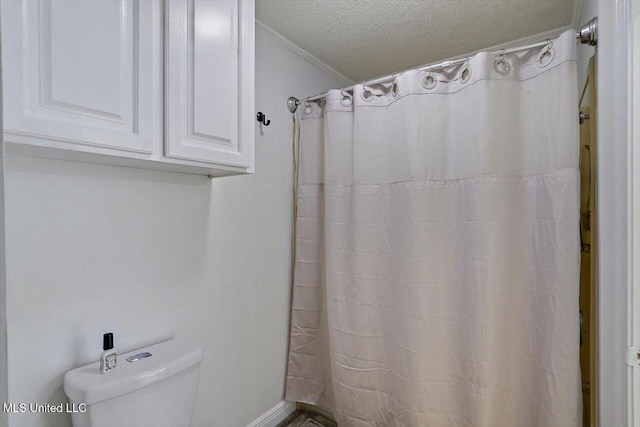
576, 1, 632, 426
3, 28, 344, 427
0, 18, 7, 427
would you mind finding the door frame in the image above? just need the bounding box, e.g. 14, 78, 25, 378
629, 0, 640, 424
592, 0, 634, 425
579, 56, 598, 426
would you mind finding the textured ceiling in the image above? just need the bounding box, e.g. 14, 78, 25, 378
256, 0, 578, 82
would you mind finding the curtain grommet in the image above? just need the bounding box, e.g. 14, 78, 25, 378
494, 58, 511, 75
422, 74, 437, 90
361, 87, 374, 102
340, 94, 353, 107
391, 81, 399, 97
536, 47, 555, 68
460, 65, 472, 83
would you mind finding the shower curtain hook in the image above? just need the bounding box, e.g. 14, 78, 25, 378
340, 89, 353, 107
361, 80, 375, 102
302, 100, 313, 115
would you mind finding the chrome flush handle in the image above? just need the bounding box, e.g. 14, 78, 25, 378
126, 352, 152, 363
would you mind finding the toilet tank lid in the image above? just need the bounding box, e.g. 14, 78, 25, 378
63, 338, 202, 405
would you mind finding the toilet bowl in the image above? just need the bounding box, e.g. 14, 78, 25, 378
64, 338, 202, 427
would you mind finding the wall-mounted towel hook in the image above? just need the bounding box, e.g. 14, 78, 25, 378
256, 112, 271, 126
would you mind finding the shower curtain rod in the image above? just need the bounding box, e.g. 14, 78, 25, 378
287, 18, 598, 113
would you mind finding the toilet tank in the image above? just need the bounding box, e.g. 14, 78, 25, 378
64, 338, 202, 427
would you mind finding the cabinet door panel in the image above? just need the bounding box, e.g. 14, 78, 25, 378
192, 0, 237, 142
165, 0, 254, 168
1, 0, 160, 154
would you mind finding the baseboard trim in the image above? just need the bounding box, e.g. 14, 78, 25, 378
246, 401, 297, 427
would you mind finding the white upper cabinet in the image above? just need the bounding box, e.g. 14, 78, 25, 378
1, 0, 255, 176
1, 0, 162, 155
165, 0, 254, 169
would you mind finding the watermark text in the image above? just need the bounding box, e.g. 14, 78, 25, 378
2, 402, 86, 413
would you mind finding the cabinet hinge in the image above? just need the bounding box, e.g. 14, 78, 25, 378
627, 346, 640, 367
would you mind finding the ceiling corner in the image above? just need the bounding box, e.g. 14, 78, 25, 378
572, 0, 585, 27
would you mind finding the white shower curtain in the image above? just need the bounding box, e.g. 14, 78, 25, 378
286, 29, 580, 427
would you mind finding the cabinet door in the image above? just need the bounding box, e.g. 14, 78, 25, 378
1, 0, 161, 154
165, 0, 254, 169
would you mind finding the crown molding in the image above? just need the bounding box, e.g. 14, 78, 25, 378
256, 20, 354, 87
